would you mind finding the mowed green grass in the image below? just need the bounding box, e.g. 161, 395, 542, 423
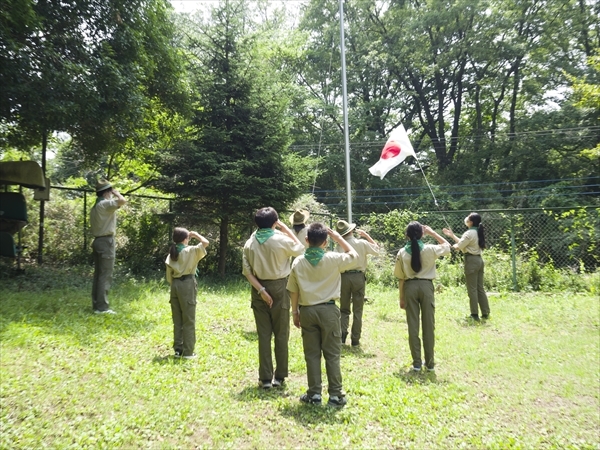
0, 270, 598, 449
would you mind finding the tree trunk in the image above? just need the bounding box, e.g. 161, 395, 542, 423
218, 215, 229, 277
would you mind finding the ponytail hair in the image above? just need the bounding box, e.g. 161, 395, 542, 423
406, 221, 423, 273
468, 212, 486, 249
169, 227, 189, 261
293, 223, 306, 233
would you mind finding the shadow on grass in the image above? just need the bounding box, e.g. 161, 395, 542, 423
377, 312, 403, 323
0, 276, 165, 345
234, 385, 294, 402
455, 317, 491, 328
341, 345, 376, 359
394, 370, 442, 385
151, 355, 197, 365
240, 330, 258, 342
279, 401, 346, 425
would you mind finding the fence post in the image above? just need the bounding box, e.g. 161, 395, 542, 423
83, 191, 87, 252
511, 215, 518, 291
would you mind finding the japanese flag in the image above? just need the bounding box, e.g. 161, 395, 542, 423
369, 125, 416, 179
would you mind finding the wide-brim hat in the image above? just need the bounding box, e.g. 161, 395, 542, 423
95, 179, 112, 192
289, 209, 310, 226
336, 220, 356, 236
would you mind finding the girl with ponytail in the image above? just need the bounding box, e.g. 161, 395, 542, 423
443, 213, 490, 321
165, 227, 210, 358
394, 221, 450, 372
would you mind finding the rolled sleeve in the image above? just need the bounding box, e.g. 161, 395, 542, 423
394, 254, 406, 279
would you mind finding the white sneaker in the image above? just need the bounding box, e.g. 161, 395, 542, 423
182, 354, 197, 360
94, 309, 117, 315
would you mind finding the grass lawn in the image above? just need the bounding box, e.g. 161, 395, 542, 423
1, 267, 598, 449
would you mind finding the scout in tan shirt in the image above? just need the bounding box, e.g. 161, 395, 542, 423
289, 209, 310, 248
395, 222, 450, 372
165, 227, 209, 359
334, 220, 380, 346
443, 212, 490, 321
287, 223, 357, 407
242, 207, 304, 389
90, 179, 126, 314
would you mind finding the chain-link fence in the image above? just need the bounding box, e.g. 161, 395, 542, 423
352, 207, 599, 290
5, 183, 598, 290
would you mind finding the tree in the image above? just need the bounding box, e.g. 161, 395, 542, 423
157, 0, 313, 275
0, 0, 187, 172
287, 0, 597, 215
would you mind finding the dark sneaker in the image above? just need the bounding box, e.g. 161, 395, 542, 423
341, 332, 348, 344
426, 366, 435, 372
351, 340, 360, 347
470, 314, 480, 321
260, 380, 272, 389
174, 350, 183, 358
182, 353, 197, 360
412, 366, 422, 372
482, 314, 489, 320
327, 395, 347, 407
272, 378, 285, 387
300, 393, 322, 405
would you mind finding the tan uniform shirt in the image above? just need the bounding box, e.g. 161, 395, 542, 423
165, 244, 208, 284
287, 251, 357, 306
242, 231, 304, 280
335, 235, 379, 271
294, 227, 309, 248
456, 229, 482, 255
394, 243, 451, 280
90, 199, 121, 237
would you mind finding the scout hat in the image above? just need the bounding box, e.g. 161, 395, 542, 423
289, 209, 310, 226
336, 219, 356, 236
95, 179, 112, 192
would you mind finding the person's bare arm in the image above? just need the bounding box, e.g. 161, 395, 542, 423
327, 227, 358, 258
399, 279, 405, 310
275, 220, 302, 246
111, 188, 127, 207
290, 291, 301, 328
243, 272, 273, 308
357, 229, 379, 248
189, 231, 209, 248
442, 227, 459, 243
425, 225, 450, 246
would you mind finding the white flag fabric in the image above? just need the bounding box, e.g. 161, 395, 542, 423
369, 124, 416, 179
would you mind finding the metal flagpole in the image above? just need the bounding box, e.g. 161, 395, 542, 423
339, 0, 352, 223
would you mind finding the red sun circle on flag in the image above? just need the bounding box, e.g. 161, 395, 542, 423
381, 140, 401, 160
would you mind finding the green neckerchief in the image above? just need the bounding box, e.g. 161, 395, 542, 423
175, 242, 199, 277
469, 227, 479, 230
304, 247, 325, 266
404, 240, 424, 255
95, 197, 105, 205
255, 228, 275, 244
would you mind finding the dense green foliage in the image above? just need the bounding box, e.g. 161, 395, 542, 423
0, 0, 598, 276
289, 0, 599, 213
155, 1, 314, 274
0, 0, 187, 172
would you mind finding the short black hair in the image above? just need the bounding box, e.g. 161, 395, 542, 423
307, 222, 328, 247
254, 207, 278, 229
96, 188, 111, 197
